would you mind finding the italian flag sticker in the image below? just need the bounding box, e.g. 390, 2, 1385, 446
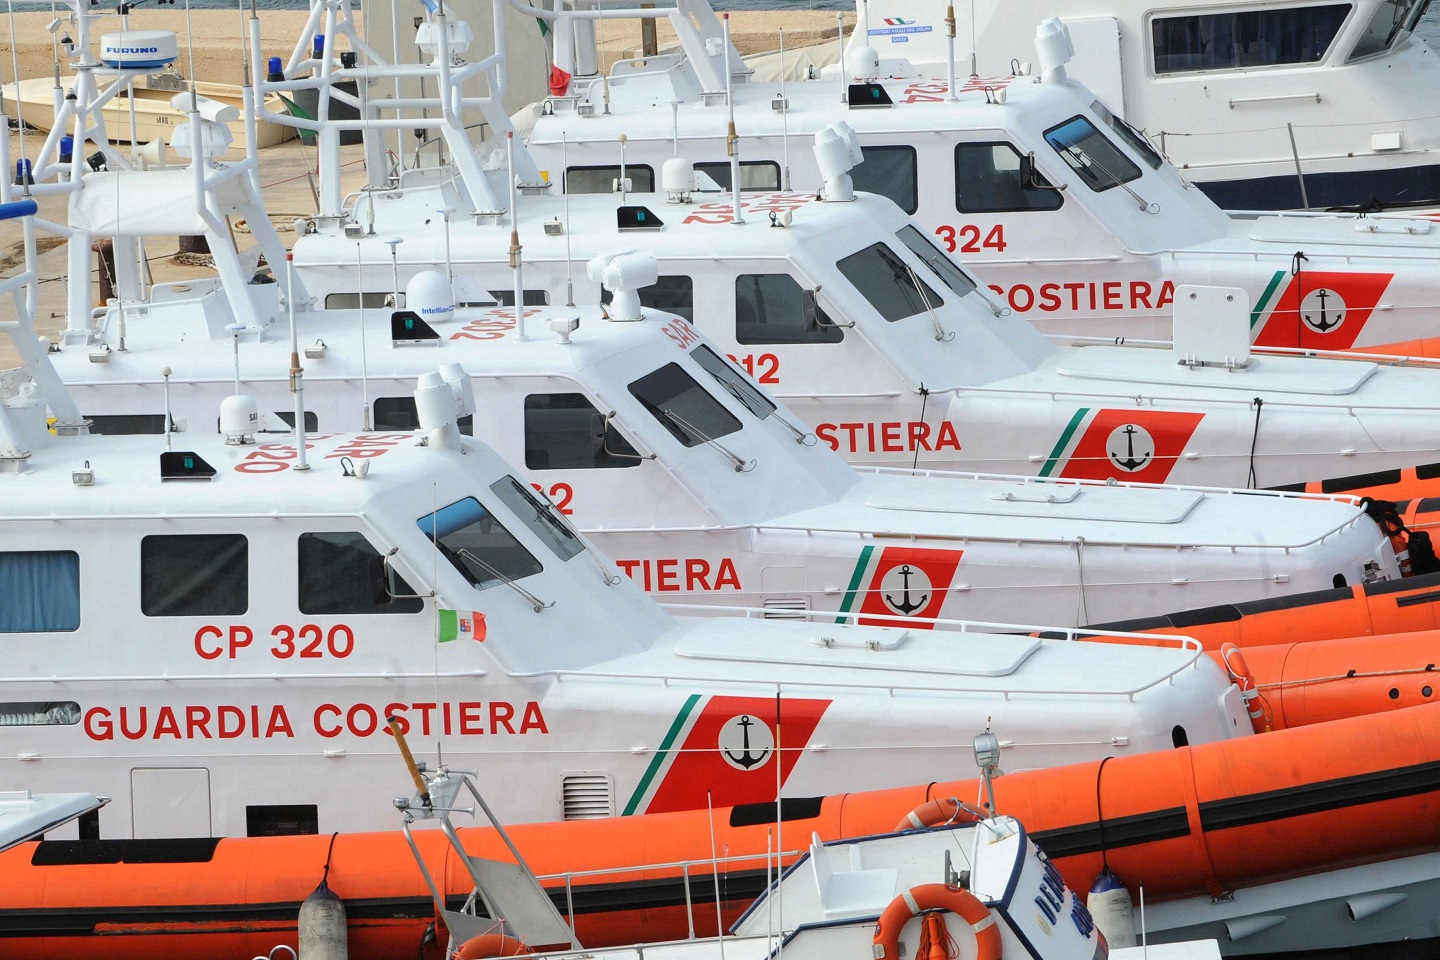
437, 609, 485, 642
836, 545, 964, 628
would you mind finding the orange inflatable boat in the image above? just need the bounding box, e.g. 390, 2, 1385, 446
1271, 461, 1440, 501
1092, 569, 1440, 647
3, 701, 1440, 960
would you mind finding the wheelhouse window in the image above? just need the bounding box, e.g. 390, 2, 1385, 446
736, 273, 841, 344
1044, 116, 1143, 192
524, 393, 641, 470
628, 363, 742, 447
0, 551, 79, 632
601, 275, 694, 322
694, 161, 782, 192
489, 476, 585, 562
690, 345, 776, 419
954, 142, 1064, 213
1090, 100, 1163, 170
895, 226, 976, 299
0, 701, 81, 725
417, 498, 543, 590
835, 243, 944, 323
1151, 4, 1352, 73
374, 396, 473, 436
142, 534, 248, 617
83, 414, 167, 435
853, 146, 918, 214
565, 164, 655, 194
298, 531, 423, 615
487, 289, 551, 307
1349, 0, 1426, 59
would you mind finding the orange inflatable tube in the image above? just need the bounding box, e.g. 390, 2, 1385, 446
1093, 570, 1440, 647
4, 702, 1440, 960
1269, 461, 1440, 501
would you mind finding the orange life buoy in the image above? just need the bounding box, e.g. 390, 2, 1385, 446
894, 797, 984, 833
1220, 642, 1269, 734
455, 933, 536, 959
872, 884, 1001, 960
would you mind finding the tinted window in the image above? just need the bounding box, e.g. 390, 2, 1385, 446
323, 292, 392, 309
1152, 5, 1351, 72
694, 161, 782, 192
374, 396, 473, 436
488, 289, 551, 307
418, 497, 543, 589
298, 531, 423, 615
489, 476, 585, 561
836, 243, 944, 322
84, 414, 167, 435
524, 393, 640, 470
1044, 116, 1143, 192
247, 804, 318, 837
690, 345, 776, 419
955, 142, 1064, 213
1090, 100, 1163, 169
1350, 0, 1423, 59
0, 551, 79, 632
628, 362, 742, 447
736, 274, 841, 344
895, 225, 976, 299
272, 411, 320, 432
0, 701, 81, 724
601, 275, 694, 323
142, 534, 247, 616
853, 145, 918, 214
566, 165, 655, 194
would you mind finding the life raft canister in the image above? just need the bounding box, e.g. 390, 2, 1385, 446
1220, 642, 1269, 734
872, 883, 1002, 960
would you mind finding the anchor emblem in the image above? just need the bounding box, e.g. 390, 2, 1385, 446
1106, 423, 1154, 473
883, 564, 931, 616
719, 714, 774, 771
1300, 288, 1346, 334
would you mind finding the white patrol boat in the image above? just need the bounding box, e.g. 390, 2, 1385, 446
0, 199, 1258, 840
515, 3, 1440, 351
840, 0, 1440, 212
43, 249, 1397, 625
37, 59, 1440, 496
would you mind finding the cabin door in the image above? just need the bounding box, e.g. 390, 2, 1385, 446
131, 767, 212, 838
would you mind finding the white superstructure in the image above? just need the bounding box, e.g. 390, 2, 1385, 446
0, 200, 1255, 840
522, 12, 1440, 351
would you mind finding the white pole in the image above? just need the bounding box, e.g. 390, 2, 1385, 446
356, 241, 371, 430
507, 132, 528, 341
723, 14, 743, 224
287, 253, 309, 471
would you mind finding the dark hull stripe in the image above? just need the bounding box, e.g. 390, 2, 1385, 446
1196, 163, 1440, 212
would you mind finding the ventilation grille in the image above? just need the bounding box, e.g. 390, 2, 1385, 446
561, 773, 613, 820
762, 597, 809, 620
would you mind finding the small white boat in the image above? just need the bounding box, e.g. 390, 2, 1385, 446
1, 74, 297, 152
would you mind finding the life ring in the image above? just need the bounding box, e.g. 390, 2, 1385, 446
894, 797, 985, 833
872, 883, 1001, 960
1220, 642, 1268, 734
454, 933, 535, 959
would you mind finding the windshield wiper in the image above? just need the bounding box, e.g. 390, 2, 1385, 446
455, 547, 553, 612
662, 409, 756, 472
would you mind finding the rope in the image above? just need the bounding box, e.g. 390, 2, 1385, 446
1257, 663, 1438, 691
1246, 397, 1264, 489
232, 213, 315, 235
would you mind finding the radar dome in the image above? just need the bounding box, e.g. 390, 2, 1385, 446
405, 271, 455, 324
